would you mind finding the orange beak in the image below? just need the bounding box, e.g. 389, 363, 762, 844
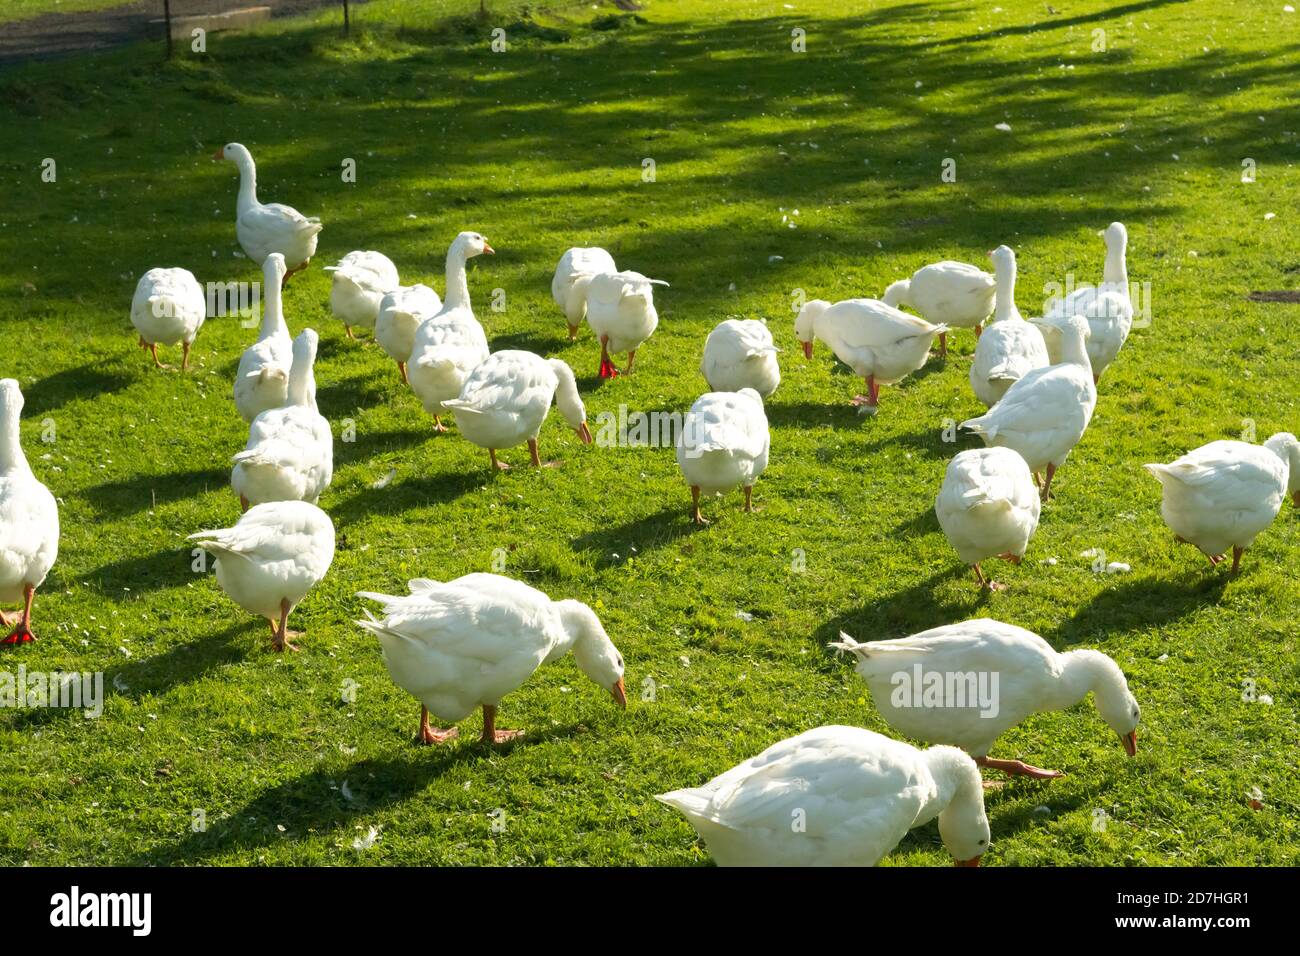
611, 678, 626, 709
212, 148, 225, 160
801, 341, 813, 360
1122, 730, 1138, 757
954, 856, 982, 867
482, 241, 496, 255
576, 422, 593, 445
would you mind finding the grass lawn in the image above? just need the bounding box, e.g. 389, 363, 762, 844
1, 0, 1298, 866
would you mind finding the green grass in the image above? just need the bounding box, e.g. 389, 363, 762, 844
1, 0, 1299, 866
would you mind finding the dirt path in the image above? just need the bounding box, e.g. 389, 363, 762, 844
0, 0, 366, 65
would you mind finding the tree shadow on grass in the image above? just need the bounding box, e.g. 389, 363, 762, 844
571, 505, 698, 566
24, 363, 133, 418
329, 468, 485, 525
1050, 573, 1229, 646
490, 329, 573, 356
333, 426, 431, 466
79, 467, 230, 516
134, 721, 593, 865
85, 546, 197, 596
317, 374, 401, 416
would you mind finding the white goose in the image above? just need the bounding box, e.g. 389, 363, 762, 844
0, 380, 59, 645
233, 253, 292, 423
794, 298, 945, 413
1278, 432, 1300, 507
585, 270, 669, 377
443, 350, 592, 471
231, 329, 333, 510
830, 620, 1140, 779
676, 389, 770, 524
130, 267, 206, 370
214, 143, 322, 277
936, 447, 1040, 591
552, 246, 617, 339
960, 315, 1095, 501
405, 230, 495, 413
883, 260, 995, 358
699, 319, 781, 397
969, 246, 1049, 408
324, 250, 400, 339
1034, 222, 1134, 382
375, 284, 442, 384
1144, 432, 1297, 574
357, 573, 626, 745
657, 726, 989, 867
189, 500, 334, 652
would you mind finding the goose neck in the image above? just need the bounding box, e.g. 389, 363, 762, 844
444, 245, 472, 312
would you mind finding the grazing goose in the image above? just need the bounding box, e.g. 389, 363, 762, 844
214, 143, 322, 278
830, 620, 1140, 779
443, 350, 592, 471
699, 319, 781, 397
189, 500, 334, 652
969, 246, 1049, 408
375, 284, 442, 384
552, 246, 617, 339
233, 253, 292, 423
405, 231, 495, 413
676, 389, 770, 524
936, 447, 1040, 591
794, 298, 945, 414
883, 260, 995, 358
130, 267, 206, 370
324, 250, 400, 339
657, 726, 989, 867
357, 573, 626, 745
960, 315, 1095, 501
1144, 432, 1296, 574
231, 329, 333, 511
1035, 222, 1133, 382
0, 380, 59, 645
585, 270, 669, 377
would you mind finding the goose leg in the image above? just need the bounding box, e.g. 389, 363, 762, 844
489, 448, 510, 471
1039, 463, 1058, 502
850, 374, 878, 409
416, 705, 458, 745
181, 341, 191, 371
240, 494, 250, 513
344, 325, 355, 340
528, 438, 560, 469
271, 598, 300, 653
625, 350, 637, 374
938, 331, 948, 359
972, 564, 1006, 592
567, 324, 580, 341
1293, 490, 1300, 508
431, 415, 448, 434
743, 485, 757, 513
149, 343, 168, 370
397, 361, 408, 385
690, 486, 708, 525
1, 585, 36, 645
975, 756, 1063, 779
481, 704, 523, 745
598, 336, 618, 378
1230, 546, 1244, 575
975, 323, 983, 338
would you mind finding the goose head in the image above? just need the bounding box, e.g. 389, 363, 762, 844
548, 359, 593, 444
0, 378, 25, 419
1102, 221, 1128, 249
263, 252, 287, 285
1066, 649, 1140, 757
452, 231, 495, 260
794, 299, 831, 358
927, 746, 990, 866
556, 599, 626, 708
213, 142, 254, 169
1264, 432, 1300, 502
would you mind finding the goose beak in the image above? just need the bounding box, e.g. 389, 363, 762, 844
212, 148, 224, 160
482, 242, 496, 255
955, 856, 982, 867
1121, 730, 1138, 757
576, 422, 593, 445
611, 678, 627, 709
801, 341, 813, 360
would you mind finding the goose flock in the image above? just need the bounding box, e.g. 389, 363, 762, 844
4, 142, 1296, 867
